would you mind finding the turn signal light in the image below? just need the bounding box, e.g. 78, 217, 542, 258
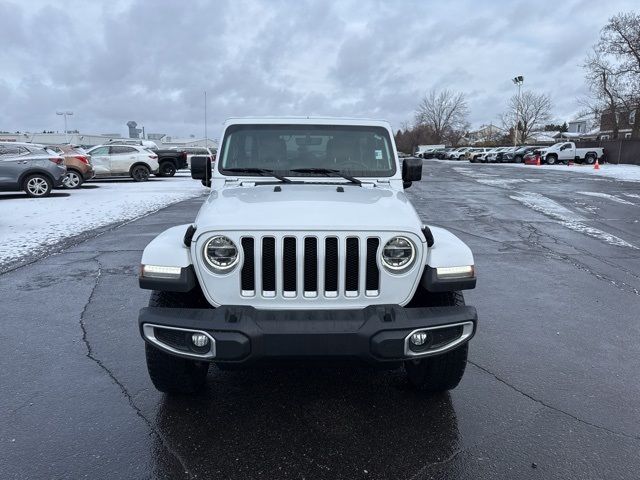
140, 264, 182, 279
436, 265, 475, 279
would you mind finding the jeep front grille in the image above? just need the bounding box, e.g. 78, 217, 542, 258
240, 235, 381, 299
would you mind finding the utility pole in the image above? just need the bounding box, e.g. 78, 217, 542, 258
511, 76, 523, 146
204, 91, 208, 150
56, 111, 73, 143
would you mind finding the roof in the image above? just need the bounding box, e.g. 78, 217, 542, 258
223, 116, 392, 128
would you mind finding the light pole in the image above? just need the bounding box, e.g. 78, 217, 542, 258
511, 76, 523, 146
56, 111, 73, 143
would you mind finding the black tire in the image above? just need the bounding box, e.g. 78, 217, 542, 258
131, 164, 150, 182
546, 154, 557, 165
144, 290, 211, 394
157, 161, 176, 177
62, 169, 83, 189
514, 155, 523, 163
584, 154, 596, 165
404, 291, 469, 393
23, 174, 52, 197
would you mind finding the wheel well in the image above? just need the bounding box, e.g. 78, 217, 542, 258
129, 162, 151, 174
18, 169, 55, 187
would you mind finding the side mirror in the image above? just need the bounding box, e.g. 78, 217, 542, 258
402, 157, 422, 188
191, 156, 212, 187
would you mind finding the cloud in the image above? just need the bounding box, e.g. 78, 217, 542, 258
0, 0, 638, 137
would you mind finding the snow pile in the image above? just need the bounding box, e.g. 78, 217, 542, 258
510, 192, 637, 250
438, 158, 640, 182
518, 163, 640, 182
0, 173, 207, 267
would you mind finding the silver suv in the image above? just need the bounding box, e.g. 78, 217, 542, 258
0, 142, 67, 197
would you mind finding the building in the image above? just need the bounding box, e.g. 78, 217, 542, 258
465, 124, 504, 144
159, 137, 218, 149
0, 132, 124, 147
599, 107, 638, 139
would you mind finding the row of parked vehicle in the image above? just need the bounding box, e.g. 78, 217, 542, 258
417, 143, 605, 166
0, 140, 216, 198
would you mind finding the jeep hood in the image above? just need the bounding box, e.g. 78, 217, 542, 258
194, 184, 424, 233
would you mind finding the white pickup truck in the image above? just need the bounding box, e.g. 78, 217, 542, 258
538, 142, 604, 165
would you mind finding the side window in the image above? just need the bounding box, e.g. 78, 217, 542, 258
563, 143, 572, 149
111, 146, 136, 154
2, 145, 21, 155
91, 146, 109, 155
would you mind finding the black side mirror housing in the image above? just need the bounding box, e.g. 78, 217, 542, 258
191, 156, 212, 187
402, 157, 422, 188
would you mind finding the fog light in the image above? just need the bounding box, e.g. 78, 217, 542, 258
410, 332, 429, 346
191, 333, 209, 348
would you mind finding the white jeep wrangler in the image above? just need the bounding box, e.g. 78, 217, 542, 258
138, 117, 478, 394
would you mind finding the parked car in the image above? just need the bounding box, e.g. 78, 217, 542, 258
137, 117, 478, 395
105, 138, 159, 149
495, 146, 519, 163
538, 142, 604, 165
170, 146, 216, 168
47, 144, 95, 189
446, 147, 471, 160
152, 150, 188, 176
414, 144, 446, 158
436, 148, 455, 159
467, 148, 491, 162
0, 142, 66, 197
502, 145, 543, 163
485, 147, 510, 163
85, 144, 159, 181
524, 151, 541, 165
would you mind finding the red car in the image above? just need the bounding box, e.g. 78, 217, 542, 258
523, 152, 540, 165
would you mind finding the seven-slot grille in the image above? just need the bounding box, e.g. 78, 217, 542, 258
240, 235, 380, 299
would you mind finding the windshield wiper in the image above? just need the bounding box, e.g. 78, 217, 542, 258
225, 168, 292, 183
289, 168, 362, 186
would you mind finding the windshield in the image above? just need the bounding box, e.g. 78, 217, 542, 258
219, 124, 396, 177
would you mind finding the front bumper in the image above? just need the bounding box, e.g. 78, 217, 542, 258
138, 304, 477, 364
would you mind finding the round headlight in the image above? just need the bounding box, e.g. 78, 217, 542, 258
203, 235, 239, 272
381, 236, 416, 272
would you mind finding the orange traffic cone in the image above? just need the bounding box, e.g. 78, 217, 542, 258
536, 155, 541, 166
594, 159, 600, 170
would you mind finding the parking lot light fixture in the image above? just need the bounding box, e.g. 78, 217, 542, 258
511, 76, 523, 146
56, 111, 74, 142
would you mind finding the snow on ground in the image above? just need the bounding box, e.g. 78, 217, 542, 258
577, 191, 636, 205
434, 158, 640, 182
0, 173, 207, 267
510, 191, 638, 250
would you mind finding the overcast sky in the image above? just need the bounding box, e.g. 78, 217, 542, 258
1, 0, 637, 138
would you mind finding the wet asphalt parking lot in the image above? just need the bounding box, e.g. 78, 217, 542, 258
1, 160, 640, 479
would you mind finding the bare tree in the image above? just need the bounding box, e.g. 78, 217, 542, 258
500, 91, 552, 144
584, 50, 623, 138
414, 89, 469, 144
583, 12, 640, 138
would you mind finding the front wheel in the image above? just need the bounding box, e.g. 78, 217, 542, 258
405, 343, 468, 393
145, 289, 211, 393
546, 155, 557, 165
514, 155, 523, 163
63, 170, 83, 189
145, 344, 209, 394
23, 174, 52, 197
131, 165, 150, 182
403, 290, 470, 392
157, 161, 176, 177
